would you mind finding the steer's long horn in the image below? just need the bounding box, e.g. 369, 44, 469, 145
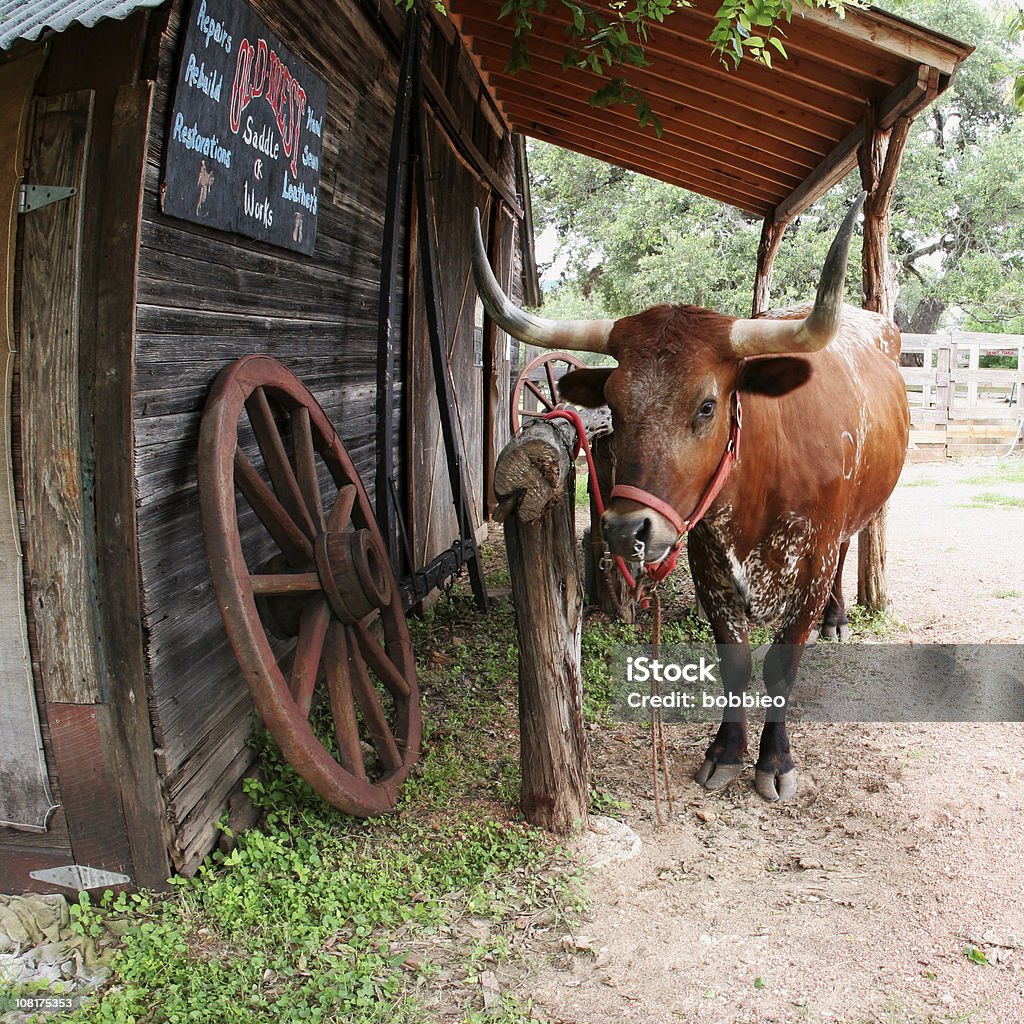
471, 208, 614, 354
729, 191, 866, 357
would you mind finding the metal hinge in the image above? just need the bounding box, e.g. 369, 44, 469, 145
18, 184, 77, 214
29, 864, 131, 891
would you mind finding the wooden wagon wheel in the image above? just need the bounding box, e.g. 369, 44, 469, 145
510, 350, 587, 435
199, 356, 420, 816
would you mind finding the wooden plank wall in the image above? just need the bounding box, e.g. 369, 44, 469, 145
135, 0, 519, 872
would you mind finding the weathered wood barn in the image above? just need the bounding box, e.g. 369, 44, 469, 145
0, 0, 969, 892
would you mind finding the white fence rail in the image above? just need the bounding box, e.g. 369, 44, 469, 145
900, 331, 1024, 424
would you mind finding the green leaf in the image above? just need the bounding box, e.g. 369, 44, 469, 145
964, 945, 991, 966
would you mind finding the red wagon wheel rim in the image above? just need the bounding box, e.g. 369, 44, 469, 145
199, 356, 421, 816
510, 351, 587, 435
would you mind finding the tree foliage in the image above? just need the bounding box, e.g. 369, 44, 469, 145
529, 0, 1024, 335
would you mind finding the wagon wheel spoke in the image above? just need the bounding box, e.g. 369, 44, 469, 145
291, 406, 325, 532
326, 484, 357, 533
290, 598, 331, 717
352, 620, 412, 699
347, 626, 403, 771
246, 386, 317, 539
545, 359, 558, 397
234, 449, 313, 564
524, 379, 555, 410
323, 622, 367, 780
249, 571, 322, 596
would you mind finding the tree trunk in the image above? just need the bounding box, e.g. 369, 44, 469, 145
856, 505, 888, 610
857, 109, 912, 613
752, 215, 791, 316
494, 421, 589, 834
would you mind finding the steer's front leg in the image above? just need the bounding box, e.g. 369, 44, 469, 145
754, 636, 807, 801
695, 638, 752, 791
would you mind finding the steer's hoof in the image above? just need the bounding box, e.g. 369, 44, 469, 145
695, 759, 743, 791
754, 768, 797, 802
820, 622, 851, 642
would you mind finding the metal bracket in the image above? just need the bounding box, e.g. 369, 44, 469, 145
29, 864, 131, 891
18, 184, 77, 214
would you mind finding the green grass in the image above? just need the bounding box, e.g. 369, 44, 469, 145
963, 461, 1024, 487
994, 588, 1023, 599
575, 469, 590, 508
961, 491, 1024, 509
902, 476, 940, 487
49, 578, 580, 1024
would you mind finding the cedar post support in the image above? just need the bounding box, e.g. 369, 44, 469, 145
494, 420, 589, 834
752, 213, 791, 316
857, 103, 913, 611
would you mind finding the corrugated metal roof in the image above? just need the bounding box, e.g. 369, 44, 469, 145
0, 0, 166, 50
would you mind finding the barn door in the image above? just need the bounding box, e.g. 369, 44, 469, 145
0, 51, 56, 832
13, 87, 135, 878
407, 117, 489, 578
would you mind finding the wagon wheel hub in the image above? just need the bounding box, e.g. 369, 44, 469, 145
314, 528, 393, 624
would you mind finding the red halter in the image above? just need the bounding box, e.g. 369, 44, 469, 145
610, 392, 743, 583
542, 393, 742, 591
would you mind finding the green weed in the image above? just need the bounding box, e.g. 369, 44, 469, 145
846, 604, 903, 639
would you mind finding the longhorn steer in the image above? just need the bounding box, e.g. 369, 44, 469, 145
473, 195, 909, 801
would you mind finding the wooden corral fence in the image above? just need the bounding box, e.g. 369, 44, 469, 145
900, 332, 1024, 458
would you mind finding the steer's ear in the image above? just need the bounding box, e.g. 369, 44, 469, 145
558, 367, 613, 408
736, 356, 812, 397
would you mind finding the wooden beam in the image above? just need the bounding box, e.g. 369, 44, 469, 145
375, 12, 418, 570
793, 3, 972, 77
774, 65, 934, 223
93, 81, 173, 887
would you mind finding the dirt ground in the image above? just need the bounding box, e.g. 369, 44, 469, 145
522, 457, 1024, 1024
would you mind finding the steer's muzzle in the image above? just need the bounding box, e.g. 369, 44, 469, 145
602, 505, 679, 563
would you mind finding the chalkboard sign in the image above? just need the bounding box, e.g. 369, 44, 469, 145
162, 0, 328, 255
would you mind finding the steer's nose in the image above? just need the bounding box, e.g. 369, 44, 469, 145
602, 509, 655, 561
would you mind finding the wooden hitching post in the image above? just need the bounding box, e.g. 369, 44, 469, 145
494, 419, 589, 834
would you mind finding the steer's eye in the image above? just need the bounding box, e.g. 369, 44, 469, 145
698, 399, 716, 419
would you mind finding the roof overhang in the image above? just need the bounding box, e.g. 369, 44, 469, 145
445, 0, 974, 222
0, 0, 166, 50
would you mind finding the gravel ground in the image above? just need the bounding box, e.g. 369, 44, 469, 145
527, 456, 1024, 1024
